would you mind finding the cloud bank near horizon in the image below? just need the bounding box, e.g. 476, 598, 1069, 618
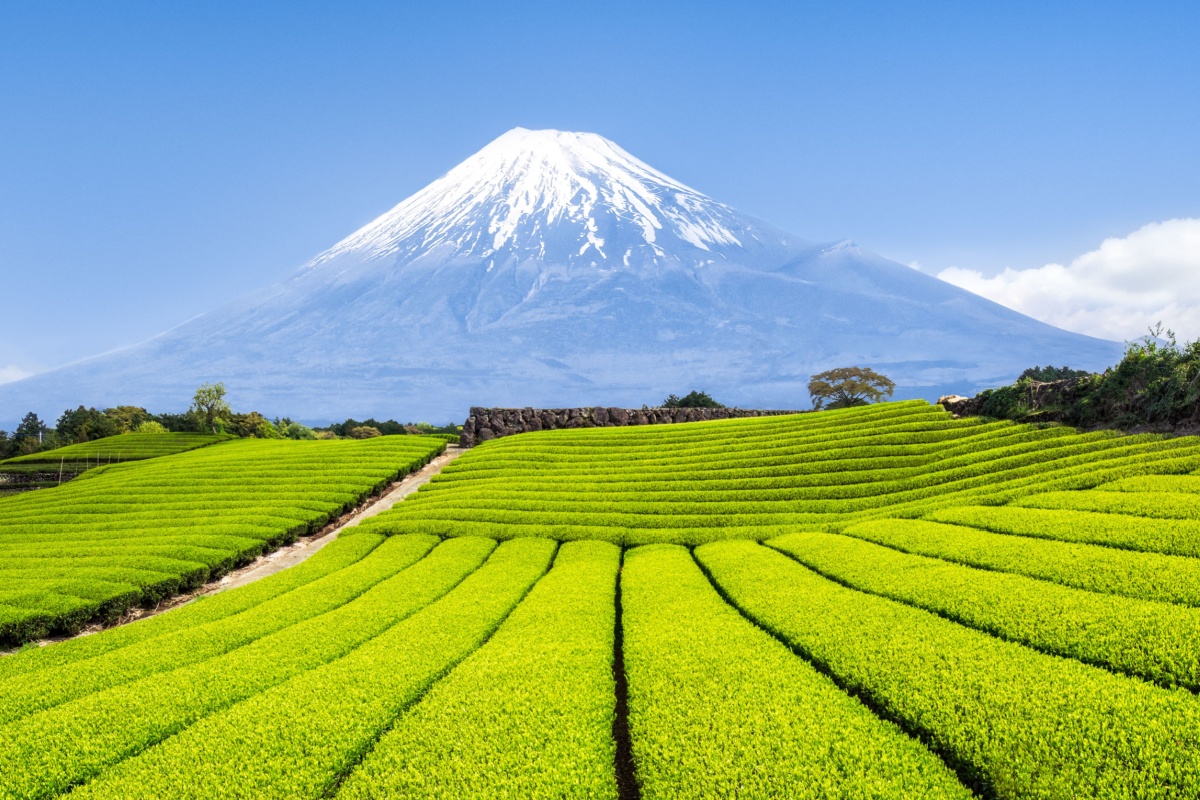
938, 219, 1200, 344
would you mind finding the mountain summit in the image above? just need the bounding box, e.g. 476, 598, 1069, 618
0, 128, 1122, 423
309, 127, 771, 270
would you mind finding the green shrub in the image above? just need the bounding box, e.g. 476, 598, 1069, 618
624, 544, 970, 798
1080, 330, 1200, 428
278, 421, 316, 440
971, 330, 1200, 430
338, 540, 619, 799
662, 390, 724, 408
698, 539, 1200, 799
0, 436, 446, 645
1018, 365, 1093, 381
769, 530, 1200, 690
67, 538, 553, 800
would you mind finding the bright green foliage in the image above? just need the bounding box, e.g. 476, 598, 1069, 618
359, 400, 1200, 546
338, 539, 620, 800
0, 534, 438, 725
0, 435, 445, 644
622, 544, 972, 799
190, 382, 231, 435
2, 401, 1199, 796
769, 531, 1200, 690
0, 432, 225, 464
697, 540, 1200, 799
1100, 474, 1200, 493
926, 504, 1200, 558
0, 532, 382, 681
842, 518, 1200, 606
0, 535, 495, 800
72, 537, 556, 800
1015, 488, 1200, 519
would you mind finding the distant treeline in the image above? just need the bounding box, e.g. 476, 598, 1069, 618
0, 406, 313, 461
1, 402, 461, 461
317, 418, 461, 439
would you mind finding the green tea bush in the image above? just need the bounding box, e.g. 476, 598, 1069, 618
69, 538, 554, 800
622, 544, 970, 799
0, 536, 496, 799
842, 518, 1200, 607
0, 436, 446, 644
769, 531, 1200, 690
698, 540, 1200, 799
338, 540, 619, 799
0, 532, 384, 681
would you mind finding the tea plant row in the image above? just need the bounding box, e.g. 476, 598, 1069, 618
0, 436, 447, 644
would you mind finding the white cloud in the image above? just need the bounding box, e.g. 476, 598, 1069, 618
0, 365, 34, 385
937, 218, 1200, 342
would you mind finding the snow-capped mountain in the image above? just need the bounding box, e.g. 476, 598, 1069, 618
310, 128, 771, 269
0, 128, 1122, 424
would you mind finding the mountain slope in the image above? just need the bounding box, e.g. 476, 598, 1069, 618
0, 128, 1122, 424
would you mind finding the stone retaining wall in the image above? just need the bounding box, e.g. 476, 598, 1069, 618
460, 406, 804, 447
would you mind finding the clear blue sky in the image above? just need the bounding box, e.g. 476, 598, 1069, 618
2, 1, 1197, 377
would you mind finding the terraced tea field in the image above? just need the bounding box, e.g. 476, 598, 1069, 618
363, 399, 1200, 542
1, 433, 229, 466
0, 433, 230, 493
0, 436, 447, 644
4, 400, 1200, 798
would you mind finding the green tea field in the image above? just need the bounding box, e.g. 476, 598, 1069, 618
0, 435, 447, 644
3, 401, 1200, 798
1, 432, 230, 465
0, 433, 230, 493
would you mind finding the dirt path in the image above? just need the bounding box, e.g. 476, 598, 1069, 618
204, 445, 466, 594
4, 446, 465, 653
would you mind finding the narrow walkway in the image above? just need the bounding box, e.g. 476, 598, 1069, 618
207, 446, 466, 594
3, 446, 467, 652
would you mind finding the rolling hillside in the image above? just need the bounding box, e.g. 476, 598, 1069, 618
0, 436, 446, 644
2, 403, 1200, 797
361, 399, 1200, 542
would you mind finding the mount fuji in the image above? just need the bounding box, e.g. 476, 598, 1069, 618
0, 128, 1122, 424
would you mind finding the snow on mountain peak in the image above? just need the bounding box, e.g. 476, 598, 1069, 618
0, 128, 1129, 426
307, 128, 762, 270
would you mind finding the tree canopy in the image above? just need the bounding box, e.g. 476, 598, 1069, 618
976, 327, 1200, 429
1018, 365, 1093, 382
662, 391, 725, 409
808, 367, 895, 410
56, 406, 122, 444
0, 384, 315, 461
190, 382, 232, 435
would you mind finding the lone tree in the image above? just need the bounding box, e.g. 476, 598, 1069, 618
808, 367, 895, 410
191, 382, 232, 434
